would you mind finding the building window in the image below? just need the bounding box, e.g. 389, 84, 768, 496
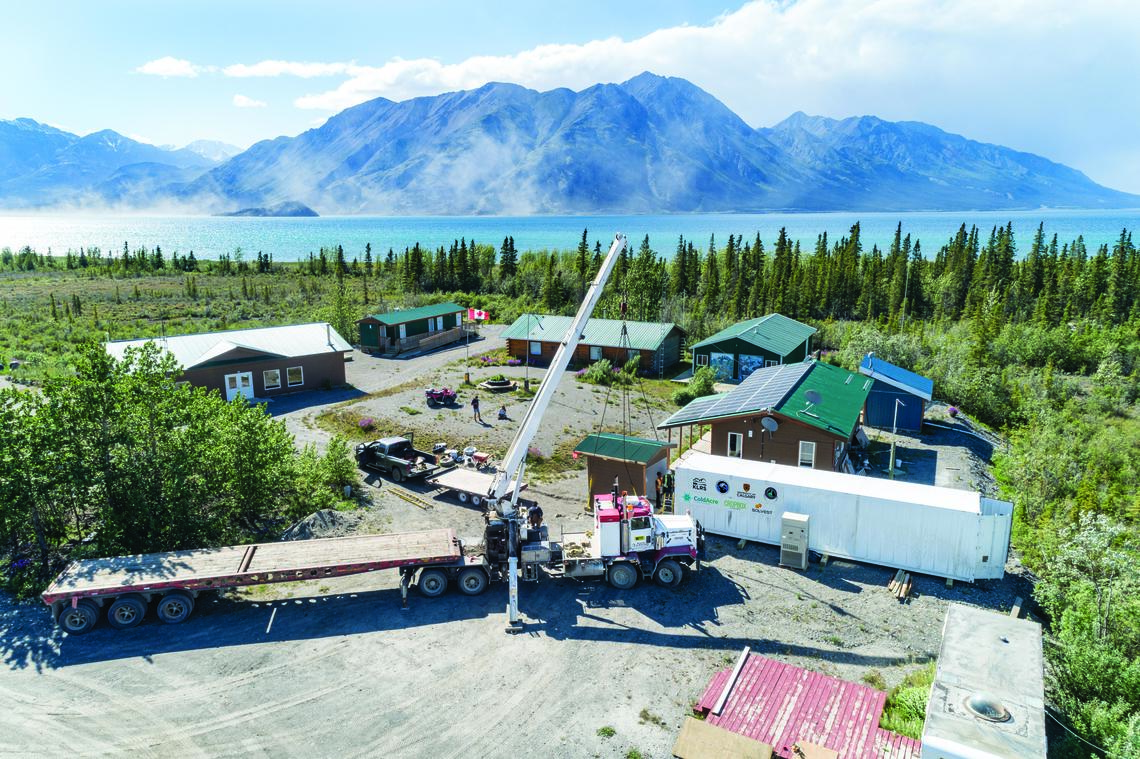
798, 441, 816, 468
529, 341, 542, 356
287, 366, 304, 387
696, 353, 708, 366
765, 360, 779, 368
727, 432, 743, 458
590, 345, 602, 361
263, 369, 281, 390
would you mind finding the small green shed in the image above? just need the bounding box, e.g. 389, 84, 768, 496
689, 313, 817, 382
573, 433, 676, 501
358, 302, 465, 354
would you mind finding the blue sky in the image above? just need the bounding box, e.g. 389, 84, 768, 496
5, 0, 1140, 193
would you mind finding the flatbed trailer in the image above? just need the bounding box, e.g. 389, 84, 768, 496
42, 529, 463, 635
426, 468, 527, 507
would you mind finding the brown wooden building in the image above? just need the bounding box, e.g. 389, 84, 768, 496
573, 433, 675, 501
658, 360, 873, 472
501, 314, 684, 377
105, 322, 353, 402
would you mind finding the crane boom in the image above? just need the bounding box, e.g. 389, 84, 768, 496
488, 232, 627, 511
487, 232, 627, 632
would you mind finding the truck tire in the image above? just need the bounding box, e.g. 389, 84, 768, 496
654, 559, 684, 589
607, 563, 638, 590
471, 495, 483, 507
107, 594, 147, 629
457, 567, 488, 596
417, 569, 449, 598
156, 591, 195, 624
59, 600, 100, 635
391, 467, 404, 483
457, 491, 470, 504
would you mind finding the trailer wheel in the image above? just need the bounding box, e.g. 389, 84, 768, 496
156, 591, 195, 624
107, 595, 147, 629
654, 559, 684, 589
457, 567, 488, 595
607, 563, 638, 590
471, 494, 483, 507
457, 491, 470, 504
417, 569, 449, 598
59, 600, 99, 635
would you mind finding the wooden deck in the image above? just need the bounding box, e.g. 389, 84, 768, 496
42, 529, 460, 604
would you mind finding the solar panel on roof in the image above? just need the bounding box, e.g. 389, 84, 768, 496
659, 362, 812, 428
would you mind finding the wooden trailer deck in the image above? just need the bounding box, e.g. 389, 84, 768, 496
42, 529, 460, 604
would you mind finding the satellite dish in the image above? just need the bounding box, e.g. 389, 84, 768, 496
761, 417, 779, 433
805, 389, 823, 406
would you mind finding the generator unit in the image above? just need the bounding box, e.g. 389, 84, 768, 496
779, 512, 810, 570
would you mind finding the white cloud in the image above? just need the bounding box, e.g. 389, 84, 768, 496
136, 56, 204, 78
233, 94, 267, 109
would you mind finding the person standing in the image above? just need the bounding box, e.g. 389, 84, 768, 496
472, 395, 482, 423
664, 470, 675, 510
655, 471, 664, 512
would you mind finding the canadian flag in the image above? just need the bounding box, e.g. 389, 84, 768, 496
467, 308, 489, 321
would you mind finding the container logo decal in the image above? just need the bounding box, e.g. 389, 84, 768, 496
764, 487, 778, 500
693, 496, 720, 505
691, 477, 707, 491
724, 499, 747, 510
742, 483, 751, 492
716, 480, 730, 494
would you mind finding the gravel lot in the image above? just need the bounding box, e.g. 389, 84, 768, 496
0, 343, 1032, 759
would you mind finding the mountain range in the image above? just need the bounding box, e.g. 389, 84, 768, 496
3, 73, 1136, 214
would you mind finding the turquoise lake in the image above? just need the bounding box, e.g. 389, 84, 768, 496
2, 208, 1138, 261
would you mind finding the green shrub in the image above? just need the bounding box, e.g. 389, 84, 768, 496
672, 366, 717, 406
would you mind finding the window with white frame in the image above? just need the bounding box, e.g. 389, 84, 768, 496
798, 441, 816, 468
287, 366, 304, 387
727, 432, 743, 458
696, 353, 708, 366
590, 345, 602, 361
765, 359, 779, 368
263, 369, 281, 390
529, 341, 542, 356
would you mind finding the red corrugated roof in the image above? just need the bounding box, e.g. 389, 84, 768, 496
695, 654, 921, 759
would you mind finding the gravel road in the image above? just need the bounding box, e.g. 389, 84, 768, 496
0, 338, 1032, 759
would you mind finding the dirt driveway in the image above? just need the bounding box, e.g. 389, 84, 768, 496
0, 336, 1032, 759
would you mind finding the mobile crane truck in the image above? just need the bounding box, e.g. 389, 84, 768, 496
42, 233, 700, 635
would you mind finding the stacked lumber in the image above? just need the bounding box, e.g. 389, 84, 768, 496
887, 570, 913, 602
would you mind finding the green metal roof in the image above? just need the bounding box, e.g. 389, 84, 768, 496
657, 360, 872, 439
690, 313, 817, 357
501, 314, 681, 352
775, 360, 873, 438
360, 302, 463, 326
573, 433, 673, 465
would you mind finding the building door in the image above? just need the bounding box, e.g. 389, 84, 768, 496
398, 324, 407, 340
727, 432, 743, 458
225, 371, 254, 402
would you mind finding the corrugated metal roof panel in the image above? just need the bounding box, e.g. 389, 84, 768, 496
572, 433, 672, 465
361, 301, 463, 326
690, 313, 817, 357
859, 353, 934, 401
775, 361, 873, 438
105, 322, 352, 370
695, 653, 920, 759
501, 314, 680, 352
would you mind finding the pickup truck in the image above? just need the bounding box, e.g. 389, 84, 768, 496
355, 436, 439, 482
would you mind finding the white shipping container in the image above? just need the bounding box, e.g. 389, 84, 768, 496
675, 452, 1011, 582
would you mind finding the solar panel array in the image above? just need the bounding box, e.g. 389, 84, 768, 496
658, 362, 812, 428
